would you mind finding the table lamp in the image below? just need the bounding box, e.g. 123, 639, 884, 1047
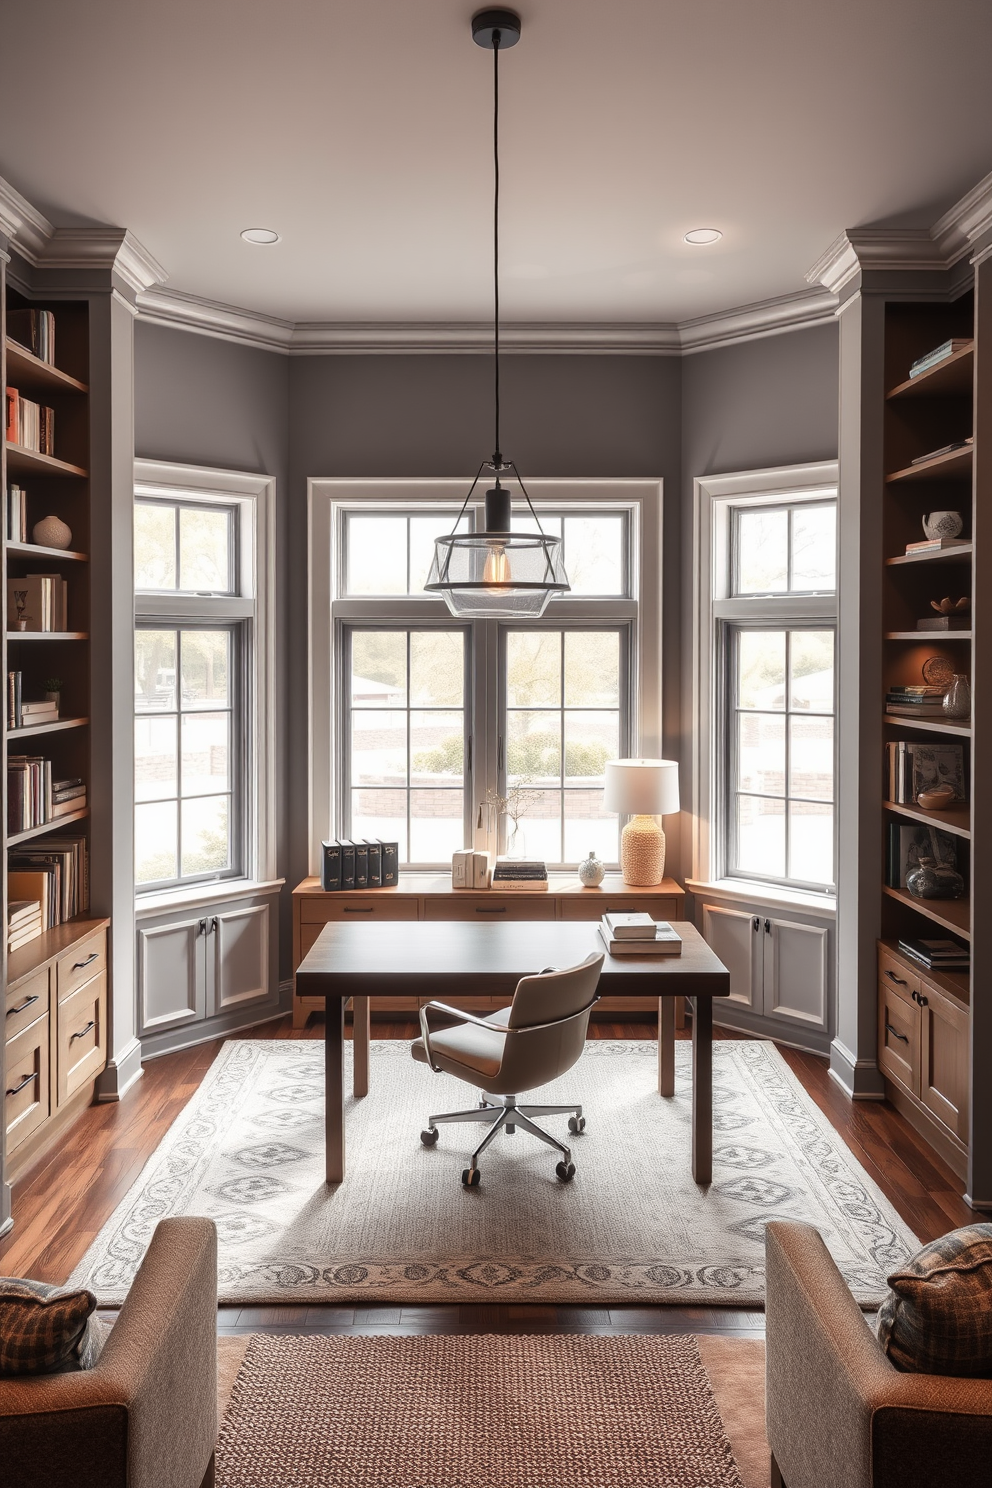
604, 758, 680, 886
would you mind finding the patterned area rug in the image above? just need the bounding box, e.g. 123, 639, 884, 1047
215, 1333, 745, 1488
69, 1039, 917, 1306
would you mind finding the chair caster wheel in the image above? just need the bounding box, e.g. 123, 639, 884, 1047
567, 1116, 585, 1134
462, 1167, 481, 1187
556, 1161, 576, 1182
420, 1128, 439, 1146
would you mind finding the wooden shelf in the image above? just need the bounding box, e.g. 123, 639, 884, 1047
884, 713, 971, 736
6, 807, 89, 847
885, 630, 972, 640
6, 631, 88, 641
6, 541, 89, 562
886, 446, 973, 483
884, 799, 971, 839
886, 543, 973, 566
886, 343, 975, 400
5, 337, 88, 393
5, 442, 87, 478
6, 716, 88, 739
882, 884, 971, 940
7, 916, 110, 991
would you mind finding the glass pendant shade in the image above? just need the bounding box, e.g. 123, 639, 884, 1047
426, 479, 569, 618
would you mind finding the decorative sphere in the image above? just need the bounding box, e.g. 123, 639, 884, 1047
578, 849, 605, 887
32, 515, 72, 550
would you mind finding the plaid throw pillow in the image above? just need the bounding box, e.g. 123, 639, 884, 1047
877, 1224, 992, 1376
0, 1276, 97, 1376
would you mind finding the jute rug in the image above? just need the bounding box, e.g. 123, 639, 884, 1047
69, 1038, 917, 1306
214, 1333, 747, 1488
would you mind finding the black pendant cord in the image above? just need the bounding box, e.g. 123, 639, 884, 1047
492, 30, 501, 469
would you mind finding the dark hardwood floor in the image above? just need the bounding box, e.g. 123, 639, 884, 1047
0, 1013, 971, 1339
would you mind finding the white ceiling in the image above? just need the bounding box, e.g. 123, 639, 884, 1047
2, 0, 992, 326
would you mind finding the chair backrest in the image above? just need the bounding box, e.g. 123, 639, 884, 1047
498, 952, 604, 1091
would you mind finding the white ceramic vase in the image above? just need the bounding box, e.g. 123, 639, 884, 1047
578, 849, 605, 887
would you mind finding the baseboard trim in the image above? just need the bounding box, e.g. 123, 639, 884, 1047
96, 1037, 145, 1102
140, 1004, 289, 1062
829, 1039, 886, 1100
963, 1194, 992, 1212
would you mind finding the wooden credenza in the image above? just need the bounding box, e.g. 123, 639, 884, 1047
292, 876, 685, 1028
4, 918, 110, 1184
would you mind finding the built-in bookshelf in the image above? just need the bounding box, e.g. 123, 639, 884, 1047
878, 299, 978, 1178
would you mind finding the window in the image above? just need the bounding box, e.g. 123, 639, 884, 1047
133, 463, 276, 896
311, 480, 662, 872
692, 464, 838, 897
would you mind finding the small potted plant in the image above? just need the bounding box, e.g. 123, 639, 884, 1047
45, 677, 63, 711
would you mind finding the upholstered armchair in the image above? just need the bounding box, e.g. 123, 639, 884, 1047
0, 1217, 218, 1488
765, 1219, 992, 1488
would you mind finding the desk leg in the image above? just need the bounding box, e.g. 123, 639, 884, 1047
658, 997, 675, 1097
691, 995, 713, 1185
353, 995, 370, 1099
325, 993, 345, 1183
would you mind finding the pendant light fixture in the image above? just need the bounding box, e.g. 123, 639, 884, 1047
425, 9, 569, 619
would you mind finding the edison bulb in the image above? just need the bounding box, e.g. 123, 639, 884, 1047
483, 542, 510, 588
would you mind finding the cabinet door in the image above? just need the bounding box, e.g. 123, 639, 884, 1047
763, 917, 830, 1030
920, 986, 969, 1142
701, 903, 760, 1011
138, 916, 206, 1034
207, 903, 271, 1015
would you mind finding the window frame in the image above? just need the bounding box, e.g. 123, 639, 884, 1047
309, 479, 662, 875
691, 461, 839, 903
133, 460, 278, 902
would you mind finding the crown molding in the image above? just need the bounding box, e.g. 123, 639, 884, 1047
805, 228, 946, 295
135, 285, 296, 350
42, 228, 167, 292
290, 320, 683, 354
678, 286, 837, 353
932, 168, 992, 262
0, 175, 53, 261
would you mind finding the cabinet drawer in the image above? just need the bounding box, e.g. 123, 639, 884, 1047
878, 980, 919, 1094
5, 967, 50, 1041
423, 895, 556, 921
4, 1013, 51, 1155
57, 973, 107, 1106
57, 931, 107, 1002
877, 949, 919, 1005
920, 984, 969, 1143
560, 895, 679, 921
299, 896, 420, 924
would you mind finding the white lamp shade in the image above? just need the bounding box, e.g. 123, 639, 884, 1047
603, 758, 680, 817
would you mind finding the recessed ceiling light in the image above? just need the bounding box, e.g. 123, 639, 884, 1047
240, 228, 280, 245
683, 228, 722, 245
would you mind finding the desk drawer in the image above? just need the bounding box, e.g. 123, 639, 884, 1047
5, 967, 51, 1042
57, 973, 107, 1106
57, 931, 107, 1003
878, 948, 919, 1006
560, 895, 679, 922
424, 895, 556, 921
5, 1013, 51, 1155
299, 896, 419, 924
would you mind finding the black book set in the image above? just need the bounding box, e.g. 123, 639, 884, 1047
320, 838, 399, 891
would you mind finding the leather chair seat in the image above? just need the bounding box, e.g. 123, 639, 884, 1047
411, 1007, 512, 1085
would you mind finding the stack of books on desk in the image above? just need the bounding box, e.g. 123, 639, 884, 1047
7, 897, 42, 954
492, 858, 548, 891
598, 912, 682, 956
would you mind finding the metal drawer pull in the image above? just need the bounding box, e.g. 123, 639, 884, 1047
7, 995, 39, 1016
70, 1020, 96, 1043
72, 952, 99, 970
344, 906, 374, 914
476, 906, 506, 914
885, 970, 906, 985
885, 1022, 909, 1044
5, 1072, 34, 1097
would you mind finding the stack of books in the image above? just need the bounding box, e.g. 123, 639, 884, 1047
7, 897, 43, 954
52, 777, 85, 818
7, 759, 85, 833
910, 436, 973, 467
6, 677, 60, 730
7, 483, 27, 542
897, 936, 970, 972
5, 389, 55, 456
8, 308, 56, 365
9, 834, 89, 928
319, 838, 399, 890
886, 741, 965, 804
904, 536, 969, 556
6, 573, 68, 632
885, 685, 949, 720
598, 912, 683, 956
451, 849, 492, 889
908, 339, 970, 379
492, 858, 548, 891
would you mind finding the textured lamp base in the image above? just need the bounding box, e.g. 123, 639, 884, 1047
620, 815, 666, 886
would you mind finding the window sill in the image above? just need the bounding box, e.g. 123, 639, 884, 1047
685, 877, 836, 918
135, 878, 285, 917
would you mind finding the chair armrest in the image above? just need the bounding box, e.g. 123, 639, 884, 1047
418, 1001, 511, 1070
0, 1217, 218, 1488
765, 1221, 992, 1488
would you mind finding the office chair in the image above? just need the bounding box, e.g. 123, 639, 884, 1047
411, 951, 604, 1187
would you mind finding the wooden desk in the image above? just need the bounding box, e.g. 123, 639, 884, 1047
294, 919, 730, 1188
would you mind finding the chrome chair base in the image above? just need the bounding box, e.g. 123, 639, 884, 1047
422, 1093, 583, 1179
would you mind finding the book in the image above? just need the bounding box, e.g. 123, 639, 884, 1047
493, 857, 547, 882
472, 850, 491, 889
603, 911, 658, 940
492, 878, 549, 891
7, 483, 27, 542
909, 339, 970, 378
7, 574, 55, 631
904, 537, 970, 552
897, 936, 970, 969
51, 796, 85, 819
885, 705, 949, 718
320, 839, 341, 891
378, 840, 399, 887
338, 839, 356, 891
7, 308, 55, 365
451, 848, 473, 888
7, 670, 21, 728
365, 839, 382, 888
598, 921, 682, 956
4, 391, 55, 455
354, 840, 369, 889
7, 870, 53, 930
916, 616, 970, 631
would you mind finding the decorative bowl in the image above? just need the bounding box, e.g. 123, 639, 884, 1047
916, 786, 956, 811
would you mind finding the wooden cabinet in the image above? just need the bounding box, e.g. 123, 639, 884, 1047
292, 876, 686, 1026
876, 942, 969, 1174
3, 920, 108, 1183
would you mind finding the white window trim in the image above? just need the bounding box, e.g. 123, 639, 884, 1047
133, 459, 278, 904
308, 478, 663, 876
692, 460, 839, 908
